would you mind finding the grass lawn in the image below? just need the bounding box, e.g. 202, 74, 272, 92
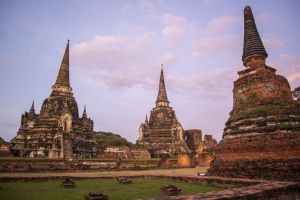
0, 178, 225, 200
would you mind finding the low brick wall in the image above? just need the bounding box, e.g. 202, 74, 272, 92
0, 158, 179, 172
0, 158, 67, 172
142, 175, 300, 200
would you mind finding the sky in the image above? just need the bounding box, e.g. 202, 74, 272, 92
0, 0, 300, 143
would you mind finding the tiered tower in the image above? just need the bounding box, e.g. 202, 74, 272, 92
208, 6, 300, 180
11, 41, 98, 159
137, 65, 190, 158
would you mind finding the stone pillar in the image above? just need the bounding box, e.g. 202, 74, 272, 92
62, 132, 73, 160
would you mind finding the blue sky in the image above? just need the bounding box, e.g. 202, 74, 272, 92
0, 0, 299, 142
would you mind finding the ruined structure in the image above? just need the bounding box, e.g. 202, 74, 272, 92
294, 87, 300, 102
101, 146, 131, 159
184, 130, 217, 154
208, 6, 300, 180
10, 41, 98, 159
137, 66, 190, 158
0, 137, 11, 157
130, 147, 151, 159
184, 130, 217, 167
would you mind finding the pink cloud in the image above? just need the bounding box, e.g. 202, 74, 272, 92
193, 34, 240, 60
161, 13, 189, 44
206, 15, 240, 34
71, 33, 166, 89
192, 15, 241, 61
162, 25, 186, 44
256, 13, 271, 24
277, 54, 300, 88
139, 0, 158, 18
163, 13, 187, 25
288, 72, 300, 83
262, 37, 284, 51
162, 52, 177, 65
70, 11, 242, 102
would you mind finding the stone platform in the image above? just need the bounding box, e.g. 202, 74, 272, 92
208, 131, 300, 181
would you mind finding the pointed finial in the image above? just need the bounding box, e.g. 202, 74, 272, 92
156, 65, 169, 107
82, 105, 87, 118
29, 100, 35, 114
145, 114, 148, 123
52, 40, 72, 92
242, 6, 268, 66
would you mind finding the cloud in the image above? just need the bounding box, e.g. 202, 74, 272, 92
273, 38, 284, 47
206, 15, 240, 34
139, 0, 159, 18
71, 13, 192, 90
162, 52, 176, 65
193, 34, 240, 60
162, 25, 186, 44
71, 12, 242, 101
192, 15, 241, 61
278, 54, 300, 88
72, 33, 165, 89
167, 66, 237, 100
161, 13, 189, 44
163, 13, 187, 25
255, 13, 271, 24
288, 72, 300, 83
262, 37, 284, 50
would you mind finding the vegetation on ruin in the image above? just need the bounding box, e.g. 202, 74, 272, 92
279, 122, 298, 131
244, 106, 268, 117
0, 177, 225, 200
231, 100, 297, 121
232, 105, 269, 120
94, 131, 133, 152
246, 92, 258, 105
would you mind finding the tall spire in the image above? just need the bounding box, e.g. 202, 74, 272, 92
29, 100, 35, 114
145, 114, 148, 123
156, 64, 169, 107
82, 105, 87, 118
56, 40, 70, 86
242, 6, 268, 65
52, 40, 72, 93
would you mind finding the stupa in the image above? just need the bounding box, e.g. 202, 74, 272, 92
137, 66, 190, 158
208, 6, 300, 180
10, 41, 98, 159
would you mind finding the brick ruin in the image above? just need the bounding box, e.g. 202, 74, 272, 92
208, 6, 300, 180
0, 137, 11, 157
10, 41, 98, 159
184, 130, 217, 154
136, 66, 191, 158
100, 146, 132, 159
184, 129, 217, 167
294, 87, 300, 102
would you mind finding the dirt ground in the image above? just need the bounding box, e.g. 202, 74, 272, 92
0, 167, 208, 178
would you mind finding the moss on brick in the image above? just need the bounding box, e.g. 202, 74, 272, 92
279, 123, 297, 131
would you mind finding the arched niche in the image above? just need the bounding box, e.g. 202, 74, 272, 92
61, 112, 72, 133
